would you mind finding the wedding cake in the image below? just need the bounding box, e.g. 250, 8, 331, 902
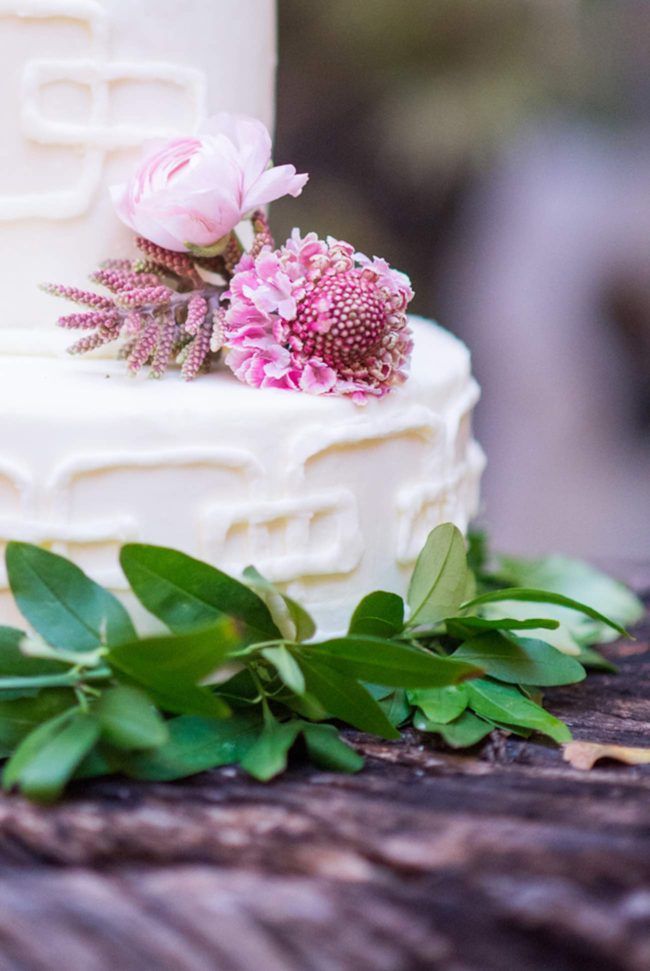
0, 0, 484, 633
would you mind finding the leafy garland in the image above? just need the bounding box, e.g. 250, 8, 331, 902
0, 525, 642, 803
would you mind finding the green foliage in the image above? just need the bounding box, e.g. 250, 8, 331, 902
413, 709, 493, 748
0, 525, 637, 802
466, 680, 571, 744
348, 591, 404, 638
6, 542, 135, 650
407, 523, 469, 625
243, 566, 316, 642
452, 632, 586, 686
302, 635, 479, 687
120, 544, 280, 641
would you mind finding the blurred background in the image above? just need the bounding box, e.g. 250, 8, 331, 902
273, 0, 650, 560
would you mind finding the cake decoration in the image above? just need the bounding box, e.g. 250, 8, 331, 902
110, 113, 309, 255
0, 525, 641, 803
222, 232, 414, 399
45, 113, 414, 397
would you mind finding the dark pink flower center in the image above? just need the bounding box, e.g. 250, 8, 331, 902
291, 273, 387, 369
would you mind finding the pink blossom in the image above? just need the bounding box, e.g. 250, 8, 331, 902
223, 232, 414, 400
111, 114, 308, 253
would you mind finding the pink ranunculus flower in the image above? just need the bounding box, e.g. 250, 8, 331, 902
110, 114, 309, 253
222, 230, 414, 401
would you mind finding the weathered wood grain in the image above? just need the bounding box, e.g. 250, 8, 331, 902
0, 575, 648, 971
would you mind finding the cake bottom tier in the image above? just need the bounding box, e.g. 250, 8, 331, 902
0, 318, 484, 635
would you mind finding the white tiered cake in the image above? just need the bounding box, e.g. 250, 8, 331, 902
0, 0, 483, 633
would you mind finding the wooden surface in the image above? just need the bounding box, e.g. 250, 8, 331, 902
0, 570, 648, 971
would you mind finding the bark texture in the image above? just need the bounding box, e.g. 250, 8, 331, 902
0, 571, 648, 971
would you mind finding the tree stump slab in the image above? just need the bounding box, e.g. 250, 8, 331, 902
0, 570, 648, 971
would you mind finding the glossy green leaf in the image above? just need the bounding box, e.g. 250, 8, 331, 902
348, 591, 404, 638
120, 544, 279, 640
301, 722, 364, 773
298, 656, 399, 739
107, 620, 240, 690
0, 626, 71, 677
302, 635, 479, 688
463, 588, 628, 639
6, 543, 135, 652
444, 615, 560, 639
466, 680, 571, 743
4, 710, 100, 802
261, 645, 305, 695
495, 553, 644, 640
240, 717, 303, 781
96, 685, 168, 750
574, 646, 617, 672
119, 709, 262, 781
408, 684, 468, 724
378, 689, 411, 727
214, 668, 260, 706
453, 633, 586, 686
0, 690, 76, 749
413, 709, 493, 748
407, 523, 469, 626
243, 566, 315, 642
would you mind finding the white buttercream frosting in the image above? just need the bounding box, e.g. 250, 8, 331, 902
0, 0, 276, 346
0, 2, 485, 635
0, 317, 484, 633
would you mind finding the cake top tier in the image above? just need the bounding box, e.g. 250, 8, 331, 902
1, 0, 276, 348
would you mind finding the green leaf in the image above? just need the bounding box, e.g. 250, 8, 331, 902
281, 690, 328, 722
408, 684, 468, 724
466, 680, 571, 743
486, 719, 532, 738
348, 591, 404, 638
574, 646, 617, 672
214, 668, 260, 706
118, 709, 263, 781
130, 680, 230, 720
107, 620, 240, 691
4, 710, 100, 802
298, 656, 399, 739
445, 615, 560, 639
0, 690, 76, 749
495, 553, 644, 639
452, 633, 586, 686
463, 588, 628, 639
240, 717, 303, 781
0, 626, 70, 677
406, 523, 469, 627
120, 544, 279, 641
73, 746, 112, 780
414, 709, 493, 748
378, 689, 411, 727
243, 566, 316, 642
302, 635, 479, 688
6, 543, 135, 652
301, 722, 364, 773
107, 623, 241, 719
261, 645, 305, 695
96, 685, 168, 750
466, 530, 490, 577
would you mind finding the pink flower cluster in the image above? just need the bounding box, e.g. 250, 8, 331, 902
222, 231, 414, 401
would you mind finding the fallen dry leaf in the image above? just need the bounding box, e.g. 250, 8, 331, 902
563, 741, 650, 771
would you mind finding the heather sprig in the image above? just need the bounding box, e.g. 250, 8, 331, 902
43, 217, 270, 379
